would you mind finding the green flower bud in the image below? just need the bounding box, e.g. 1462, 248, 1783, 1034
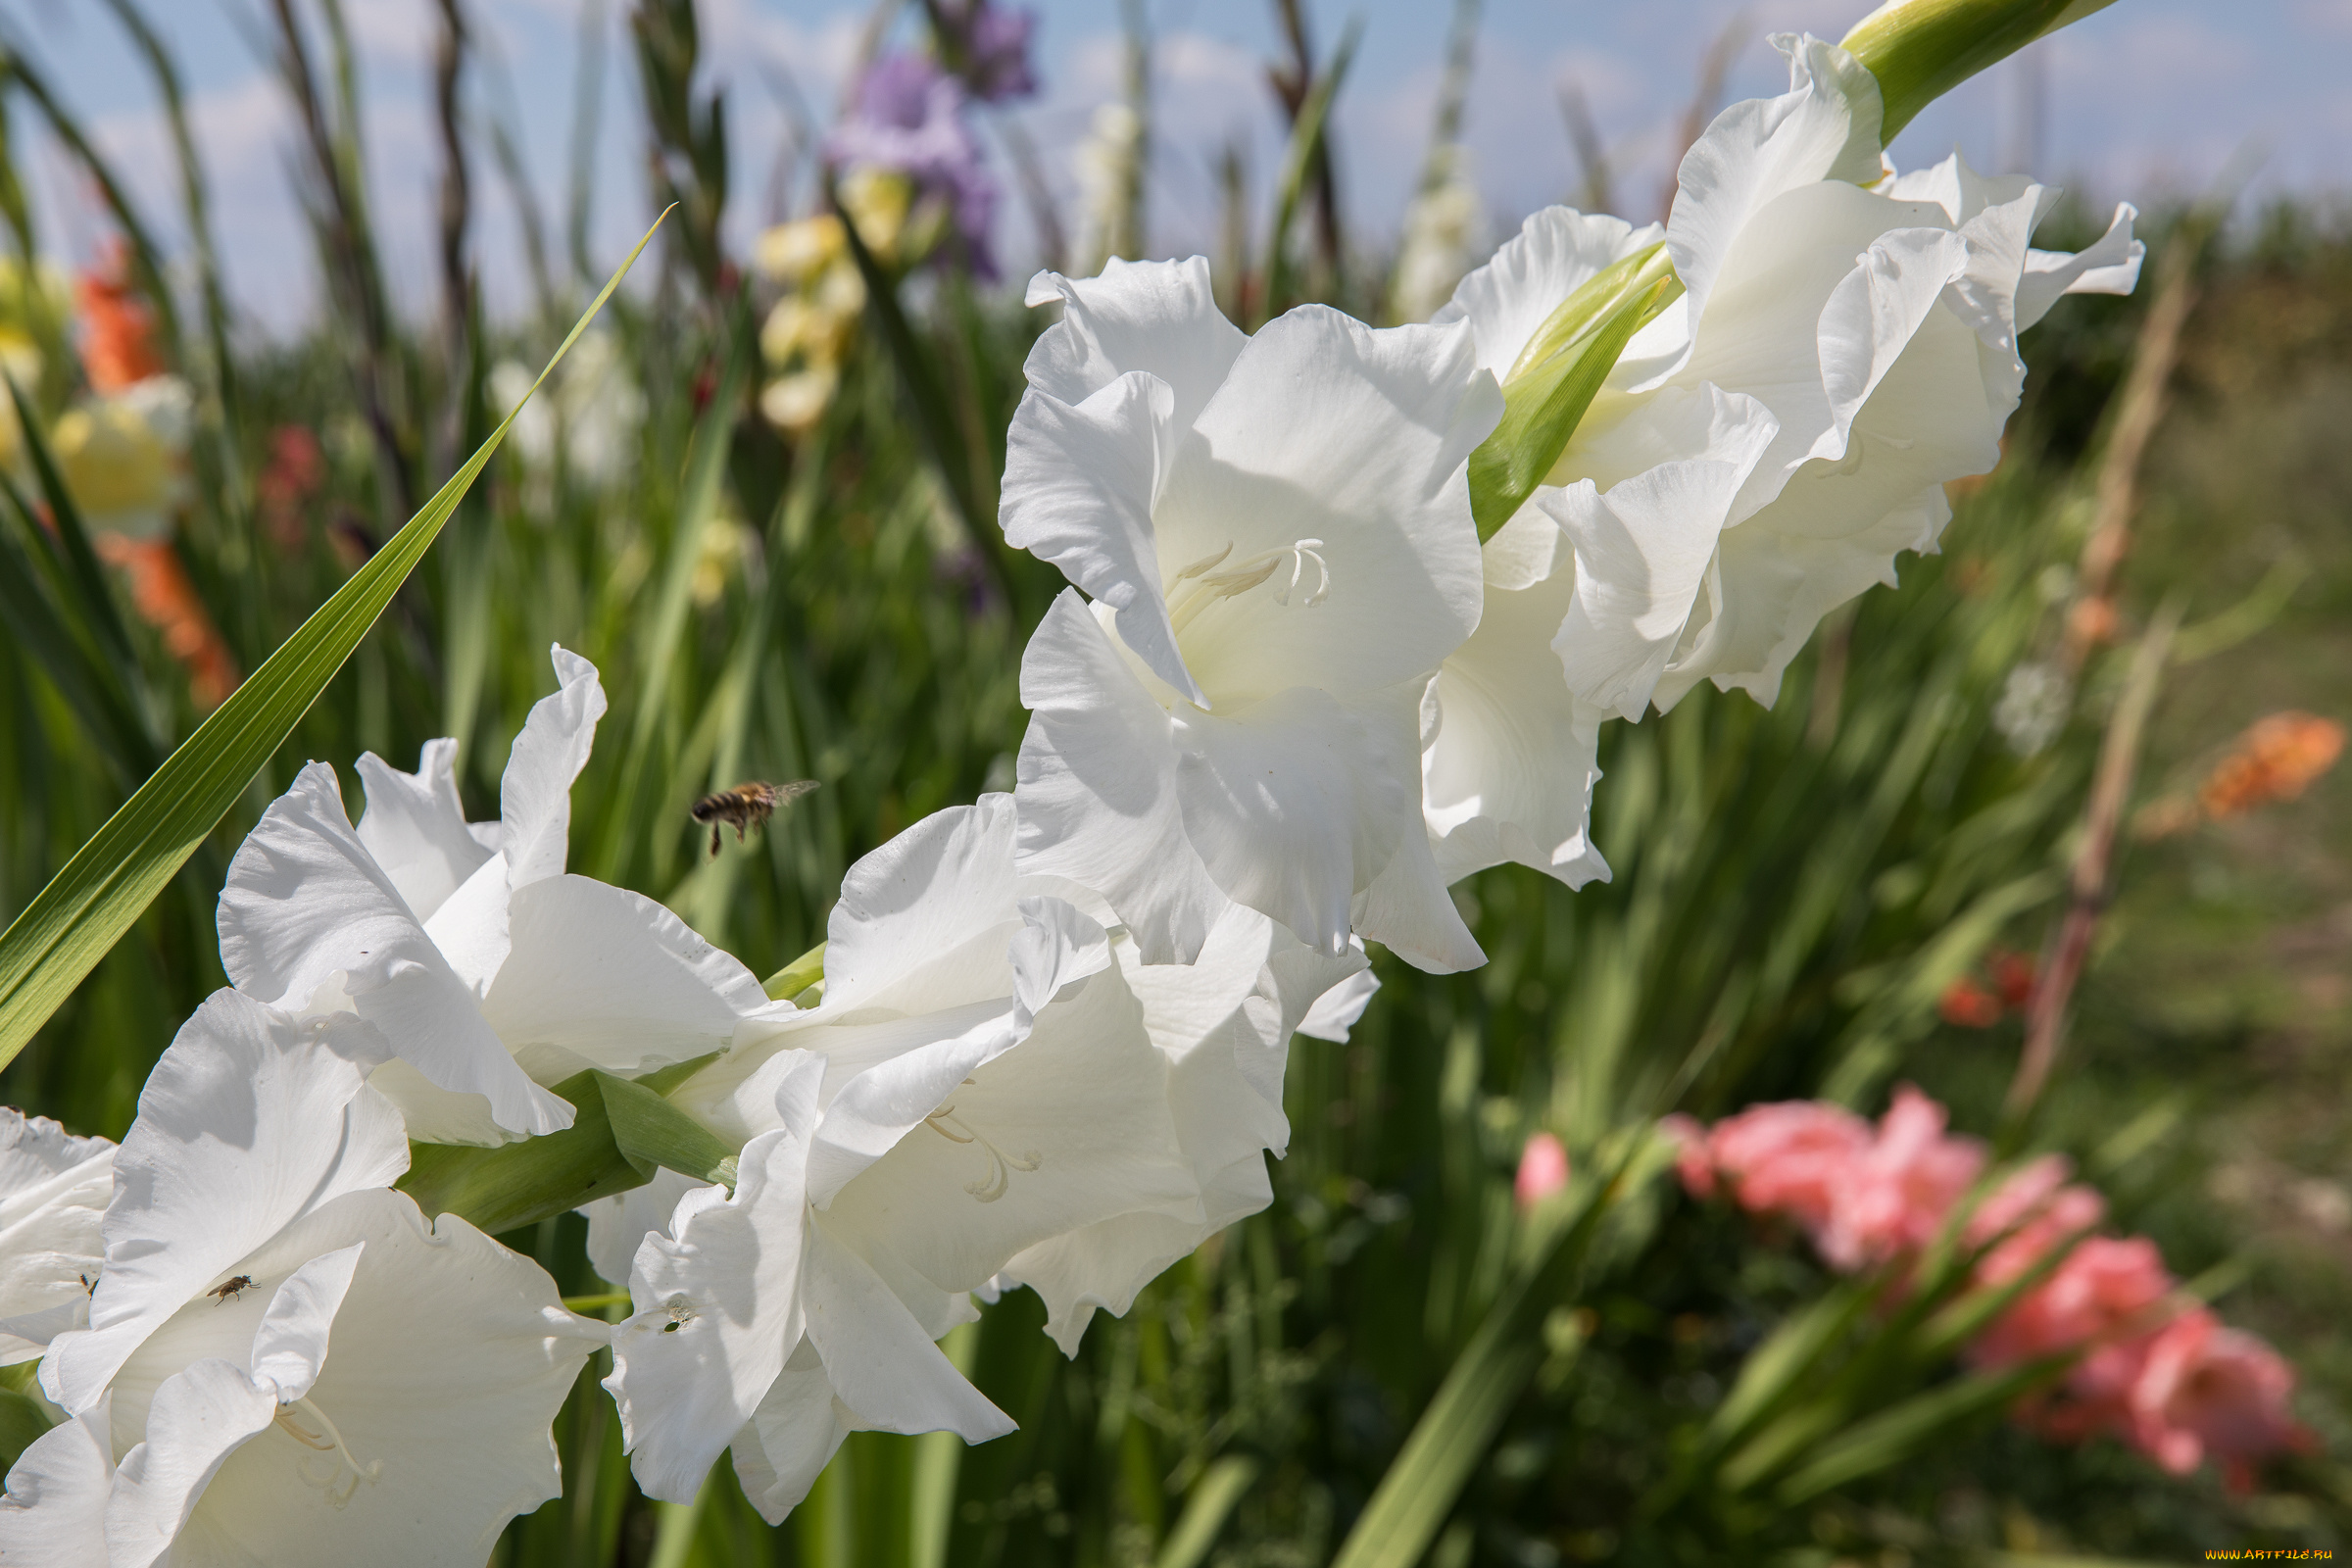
1840, 0, 2118, 144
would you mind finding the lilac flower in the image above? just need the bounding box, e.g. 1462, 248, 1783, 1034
936, 0, 1039, 103
827, 53, 1000, 276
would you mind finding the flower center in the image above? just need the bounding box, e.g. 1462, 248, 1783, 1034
274, 1395, 383, 1509
1164, 539, 1331, 635
923, 1098, 1042, 1203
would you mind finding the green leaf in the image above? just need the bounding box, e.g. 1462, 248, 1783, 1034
597, 1070, 739, 1188
1329, 1138, 1653, 1568
397, 1065, 736, 1239
1153, 1455, 1260, 1568
1774, 1355, 2072, 1503
0, 213, 666, 1073
1466, 253, 1680, 540
397, 1069, 653, 1238
0, 1386, 55, 1475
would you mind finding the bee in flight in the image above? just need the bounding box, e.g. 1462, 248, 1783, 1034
208, 1274, 255, 1304
691, 779, 818, 858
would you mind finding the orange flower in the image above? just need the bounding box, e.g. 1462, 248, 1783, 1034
2196, 711, 2346, 821
1938, 974, 2003, 1029
74, 239, 167, 393
93, 533, 239, 709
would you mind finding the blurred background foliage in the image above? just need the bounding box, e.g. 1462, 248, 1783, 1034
0, 0, 2347, 1563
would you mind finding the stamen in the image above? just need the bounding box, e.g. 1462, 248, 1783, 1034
1165, 539, 1334, 634
924, 1105, 1043, 1203
276, 1395, 382, 1509
661, 1294, 696, 1334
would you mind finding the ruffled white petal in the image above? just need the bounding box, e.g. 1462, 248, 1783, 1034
0, 1110, 114, 1365
2019, 201, 2144, 330
1023, 257, 1246, 433
801, 1220, 1012, 1443
106, 1189, 602, 1568
216, 764, 570, 1140
1424, 526, 1611, 887
1002, 370, 1200, 704
480, 874, 767, 1082
728, 1341, 852, 1525
1014, 593, 1228, 965
352, 738, 491, 924
499, 645, 606, 891
1635, 32, 1884, 390
105, 1356, 279, 1568
610, 1053, 823, 1505
45, 992, 405, 1413
0, 1402, 113, 1561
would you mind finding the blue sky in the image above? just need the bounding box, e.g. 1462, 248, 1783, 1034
8, 0, 2349, 332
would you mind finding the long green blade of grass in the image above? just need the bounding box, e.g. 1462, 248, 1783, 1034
0, 213, 667, 1073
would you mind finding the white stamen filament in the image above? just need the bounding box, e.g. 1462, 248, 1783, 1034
923, 1102, 1043, 1203
1165, 539, 1331, 634
275, 1395, 383, 1509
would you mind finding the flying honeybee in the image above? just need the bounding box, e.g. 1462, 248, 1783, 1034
691, 779, 818, 858
208, 1274, 254, 1304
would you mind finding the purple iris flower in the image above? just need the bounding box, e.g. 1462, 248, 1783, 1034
827, 52, 1001, 277
935, 0, 1039, 103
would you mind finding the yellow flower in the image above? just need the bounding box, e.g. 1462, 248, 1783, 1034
51, 379, 191, 540
755, 215, 846, 286
837, 168, 912, 263
759, 365, 840, 434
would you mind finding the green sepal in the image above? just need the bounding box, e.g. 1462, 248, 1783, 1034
1466, 250, 1682, 541
1840, 0, 2117, 145
761, 941, 826, 1004
397, 1065, 738, 1237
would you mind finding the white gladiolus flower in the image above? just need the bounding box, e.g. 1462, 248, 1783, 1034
4, 990, 603, 1565
600, 795, 1364, 1520
1567, 33, 2137, 712
0, 1111, 114, 1365
1421, 33, 2140, 882
216, 647, 769, 1144
1002, 258, 1504, 971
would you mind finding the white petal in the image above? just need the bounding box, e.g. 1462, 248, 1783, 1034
1013, 592, 1228, 965
1153, 307, 1496, 702
105, 1357, 278, 1568
0, 1111, 113, 1365
1435, 206, 1660, 380
480, 875, 767, 1081
821, 964, 1198, 1299
500, 645, 606, 890
1425, 537, 1611, 883
1003, 370, 1201, 704
45, 993, 405, 1414
418, 848, 512, 995
114, 1189, 605, 1568
244, 1245, 363, 1402
2019, 201, 2143, 329
999, 1153, 1272, 1356
1297, 960, 1378, 1044
820, 795, 1028, 1016
217, 764, 569, 1140
802, 1219, 1012, 1442
1642, 32, 1883, 390
729, 1341, 851, 1525
581, 1168, 699, 1289
1348, 783, 1488, 974
0, 1402, 113, 1563
353, 739, 493, 924
1007, 894, 1114, 1030
610, 1055, 821, 1506
1023, 256, 1246, 432
1545, 398, 1776, 719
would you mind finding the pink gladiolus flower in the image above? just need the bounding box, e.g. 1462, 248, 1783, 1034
1817, 1085, 1985, 1271
1973, 1235, 2175, 1373
1702, 1100, 1872, 1237
1516, 1132, 1570, 1209
1966, 1154, 2106, 1289
2126, 1310, 2312, 1490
